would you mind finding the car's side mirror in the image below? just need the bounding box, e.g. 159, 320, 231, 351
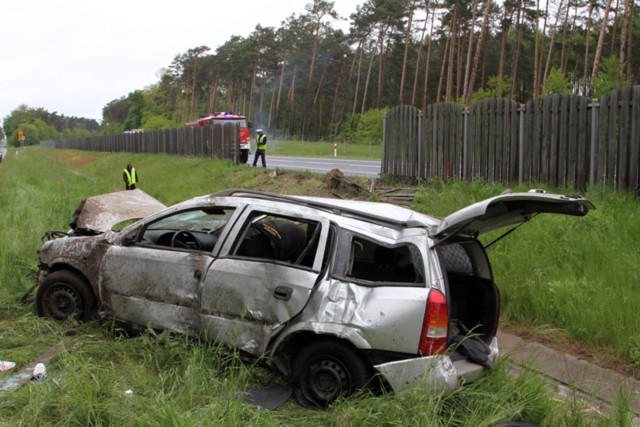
121, 234, 138, 246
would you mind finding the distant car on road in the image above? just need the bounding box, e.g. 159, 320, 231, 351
35, 188, 593, 407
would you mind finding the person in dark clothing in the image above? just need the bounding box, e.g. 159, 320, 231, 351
123, 164, 139, 190
252, 129, 267, 168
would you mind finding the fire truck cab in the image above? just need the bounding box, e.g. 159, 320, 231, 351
186, 112, 252, 163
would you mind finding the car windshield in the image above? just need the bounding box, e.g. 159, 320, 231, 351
147, 208, 234, 233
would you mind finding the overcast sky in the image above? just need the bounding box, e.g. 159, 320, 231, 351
1, 0, 363, 125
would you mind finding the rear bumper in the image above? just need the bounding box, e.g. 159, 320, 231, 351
374, 338, 498, 393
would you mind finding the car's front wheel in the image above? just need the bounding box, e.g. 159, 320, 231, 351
291, 339, 374, 408
36, 270, 96, 321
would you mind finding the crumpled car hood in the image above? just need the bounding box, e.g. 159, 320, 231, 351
69, 189, 167, 233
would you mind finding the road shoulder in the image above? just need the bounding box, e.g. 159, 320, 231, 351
499, 331, 640, 420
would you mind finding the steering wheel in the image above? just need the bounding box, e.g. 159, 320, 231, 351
170, 231, 200, 250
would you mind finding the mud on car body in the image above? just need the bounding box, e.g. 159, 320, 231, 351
36, 188, 594, 407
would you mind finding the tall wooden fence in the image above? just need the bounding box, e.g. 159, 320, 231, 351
42, 123, 241, 162
384, 86, 640, 193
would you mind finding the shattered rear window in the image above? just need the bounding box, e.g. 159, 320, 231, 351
334, 233, 425, 285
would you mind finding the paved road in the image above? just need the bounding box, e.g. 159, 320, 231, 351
255, 155, 381, 178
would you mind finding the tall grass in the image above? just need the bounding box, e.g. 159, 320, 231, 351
0, 146, 635, 425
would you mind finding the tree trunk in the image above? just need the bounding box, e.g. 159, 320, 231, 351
559, 0, 573, 74
412, 14, 429, 106
376, 27, 388, 108
533, 0, 541, 97
618, 0, 632, 86
307, 68, 326, 137
362, 47, 377, 116
268, 75, 277, 132
445, 8, 458, 102
302, 20, 323, 139
609, 0, 621, 53
288, 63, 297, 137
208, 75, 218, 113
456, 28, 464, 101
351, 46, 364, 130
463, 0, 480, 103
582, 1, 594, 94
591, 0, 614, 85
543, 0, 565, 84
422, 10, 436, 108
437, 34, 451, 103
273, 53, 288, 131
509, 0, 524, 99
399, 0, 417, 105
466, 0, 492, 104
497, 5, 514, 87
329, 66, 345, 139
249, 63, 257, 120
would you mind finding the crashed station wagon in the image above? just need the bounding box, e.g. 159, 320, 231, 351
36, 188, 593, 407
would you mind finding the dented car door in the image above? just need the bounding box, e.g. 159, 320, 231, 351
198, 209, 331, 355
99, 245, 213, 335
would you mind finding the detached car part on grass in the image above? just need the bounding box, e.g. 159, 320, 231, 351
35, 188, 594, 408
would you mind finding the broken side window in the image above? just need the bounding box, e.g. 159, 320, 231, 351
334, 233, 423, 285
233, 213, 321, 268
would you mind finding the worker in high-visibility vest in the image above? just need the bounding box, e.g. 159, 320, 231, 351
123, 164, 139, 190
252, 129, 267, 168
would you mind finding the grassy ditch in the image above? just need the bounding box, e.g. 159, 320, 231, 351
0, 146, 636, 426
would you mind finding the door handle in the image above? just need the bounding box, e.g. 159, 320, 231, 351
273, 286, 292, 301
194, 270, 202, 280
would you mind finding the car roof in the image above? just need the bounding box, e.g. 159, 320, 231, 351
211, 189, 439, 230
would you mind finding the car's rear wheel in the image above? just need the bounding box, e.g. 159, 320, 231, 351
36, 270, 96, 321
291, 339, 373, 408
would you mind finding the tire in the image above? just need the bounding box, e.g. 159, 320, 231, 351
36, 270, 96, 322
291, 339, 373, 408
240, 149, 249, 164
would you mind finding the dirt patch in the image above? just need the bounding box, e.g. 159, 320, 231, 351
247, 169, 375, 200
43, 150, 97, 169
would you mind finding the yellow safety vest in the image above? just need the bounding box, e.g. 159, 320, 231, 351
124, 168, 137, 184
256, 134, 267, 150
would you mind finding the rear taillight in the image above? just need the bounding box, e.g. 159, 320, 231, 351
418, 289, 448, 356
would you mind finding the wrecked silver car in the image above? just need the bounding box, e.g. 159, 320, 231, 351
36, 188, 594, 407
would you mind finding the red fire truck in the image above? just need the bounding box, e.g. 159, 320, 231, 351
186, 112, 252, 163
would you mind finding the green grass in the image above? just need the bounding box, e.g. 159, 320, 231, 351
0, 146, 636, 426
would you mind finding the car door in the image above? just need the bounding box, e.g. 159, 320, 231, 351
199, 208, 331, 355
100, 246, 213, 335
99, 206, 237, 336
